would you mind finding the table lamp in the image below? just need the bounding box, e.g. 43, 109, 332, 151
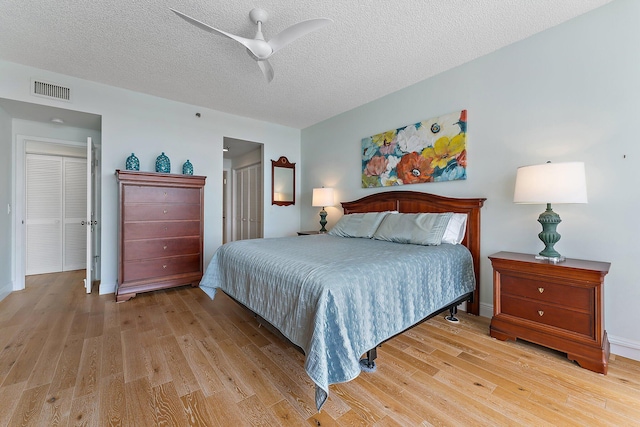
513, 161, 587, 262
312, 187, 334, 233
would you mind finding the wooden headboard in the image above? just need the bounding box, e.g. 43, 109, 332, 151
341, 191, 486, 316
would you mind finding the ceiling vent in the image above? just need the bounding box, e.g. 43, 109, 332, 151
31, 79, 71, 102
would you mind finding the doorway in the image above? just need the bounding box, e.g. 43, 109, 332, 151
0, 98, 102, 292
222, 137, 263, 242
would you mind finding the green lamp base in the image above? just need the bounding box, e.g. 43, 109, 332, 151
318, 208, 328, 233
535, 203, 565, 263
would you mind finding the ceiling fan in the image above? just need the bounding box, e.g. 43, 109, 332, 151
170, 7, 332, 83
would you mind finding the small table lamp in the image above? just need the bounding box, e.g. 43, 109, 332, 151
514, 161, 587, 262
312, 187, 334, 233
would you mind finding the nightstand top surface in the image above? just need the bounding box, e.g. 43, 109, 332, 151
489, 251, 610, 274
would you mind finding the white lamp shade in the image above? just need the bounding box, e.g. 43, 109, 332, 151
514, 162, 587, 204
312, 187, 334, 207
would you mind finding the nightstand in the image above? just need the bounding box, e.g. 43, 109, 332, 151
297, 230, 323, 236
489, 251, 611, 374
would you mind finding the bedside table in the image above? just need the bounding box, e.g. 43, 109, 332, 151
297, 230, 323, 236
489, 251, 611, 374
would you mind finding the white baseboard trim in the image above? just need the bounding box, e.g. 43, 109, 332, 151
99, 282, 116, 295
609, 335, 640, 362
479, 302, 493, 319
0, 282, 11, 303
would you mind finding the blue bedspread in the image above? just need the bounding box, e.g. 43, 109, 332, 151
199, 234, 475, 410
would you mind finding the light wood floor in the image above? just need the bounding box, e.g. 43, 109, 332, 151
1, 271, 639, 426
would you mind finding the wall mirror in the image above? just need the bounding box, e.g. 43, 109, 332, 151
272, 156, 295, 206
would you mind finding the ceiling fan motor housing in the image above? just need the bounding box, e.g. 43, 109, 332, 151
249, 8, 269, 24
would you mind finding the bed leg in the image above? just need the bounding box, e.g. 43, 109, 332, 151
359, 347, 377, 372
445, 305, 460, 323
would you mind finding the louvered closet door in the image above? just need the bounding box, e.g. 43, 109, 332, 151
248, 163, 262, 239
63, 157, 87, 271
26, 155, 63, 275
233, 163, 263, 241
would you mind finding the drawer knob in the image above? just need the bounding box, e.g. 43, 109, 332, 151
538, 287, 544, 293
163, 264, 167, 269
163, 209, 168, 214
163, 245, 167, 250
538, 310, 544, 317
164, 192, 167, 197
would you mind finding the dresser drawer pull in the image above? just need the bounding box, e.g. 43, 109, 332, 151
164, 191, 167, 197
163, 209, 168, 214
538, 310, 544, 317
163, 245, 167, 250
538, 287, 544, 293
163, 264, 167, 269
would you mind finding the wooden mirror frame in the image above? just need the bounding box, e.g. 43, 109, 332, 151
271, 156, 296, 206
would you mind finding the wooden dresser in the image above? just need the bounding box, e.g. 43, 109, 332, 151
116, 170, 206, 302
489, 251, 610, 374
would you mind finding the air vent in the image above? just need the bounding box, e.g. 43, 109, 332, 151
31, 79, 71, 102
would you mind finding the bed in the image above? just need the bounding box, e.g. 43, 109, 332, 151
200, 190, 485, 410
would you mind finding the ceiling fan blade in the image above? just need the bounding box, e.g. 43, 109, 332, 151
268, 18, 332, 54
170, 8, 267, 54
257, 59, 274, 83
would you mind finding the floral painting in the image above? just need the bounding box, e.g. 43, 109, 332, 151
361, 110, 467, 187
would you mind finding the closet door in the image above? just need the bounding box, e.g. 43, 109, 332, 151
26, 155, 63, 275
248, 163, 262, 239
63, 157, 87, 271
233, 163, 263, 241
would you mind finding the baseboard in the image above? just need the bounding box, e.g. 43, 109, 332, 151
99, 282, 116, 295
0, 282, 11, 303
609, 334, 640, 362
479, 301, 493, 319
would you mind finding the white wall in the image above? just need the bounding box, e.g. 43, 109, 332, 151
0, 59, 301, 296
301, 0, 640, 360
232, 147, 262, 169
0, 107, 11, 300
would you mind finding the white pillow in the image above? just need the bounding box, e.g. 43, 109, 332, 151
327, 212, 390, 238
372, 212, 453, 246
442, 213, 468, 245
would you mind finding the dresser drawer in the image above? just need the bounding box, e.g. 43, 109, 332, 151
123, 236, 200, 261
124, 203, 201, 221
123, 185, 201, 204
501, 295, 593, 337
123, 220, 201, 240
122, 254, 201, 282
500, 275, 592, 311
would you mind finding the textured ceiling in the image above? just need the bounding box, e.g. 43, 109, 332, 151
0, 0, 613, 129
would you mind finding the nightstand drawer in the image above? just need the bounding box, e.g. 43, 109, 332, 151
501, 275, 592, 311
501, 295, 593, 337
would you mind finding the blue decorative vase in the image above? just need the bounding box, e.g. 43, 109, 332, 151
182, 160, 193, 175
125, 153, 139, 171
155, 152, 170, 173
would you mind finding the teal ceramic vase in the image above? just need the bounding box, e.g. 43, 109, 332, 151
155, 152, 170, 173
182, 160, 193, 175
125, 153, 139, 171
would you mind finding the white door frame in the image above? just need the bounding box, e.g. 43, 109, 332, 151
85, 137, 94, 293
222, 169, 231, 244
13, 135, 86, 290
